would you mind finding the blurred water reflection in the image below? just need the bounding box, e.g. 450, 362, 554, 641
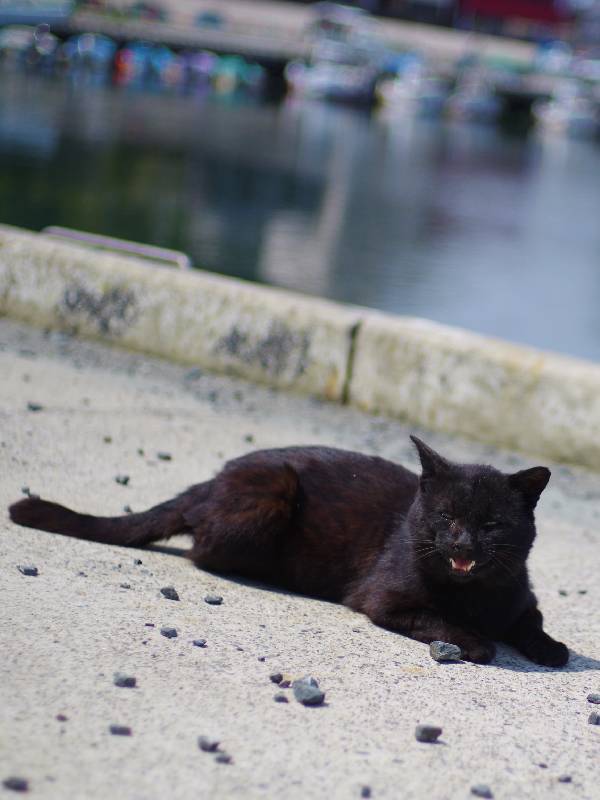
0, 73, 599, 361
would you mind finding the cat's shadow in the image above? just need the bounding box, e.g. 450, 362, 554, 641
147, 544, 600, 674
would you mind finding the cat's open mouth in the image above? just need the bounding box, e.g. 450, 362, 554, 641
449, 557, 476, 574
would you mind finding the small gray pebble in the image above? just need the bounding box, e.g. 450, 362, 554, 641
558, 589, 568, 596
204, 594, 223, 605
27, 401, 43, 412
109, 725, 132, 736
269, 672, 283, 684
157, 452, 172, 461
123, 505, 133, 514
144, 622, 154, 627
17, 565, 38, 577
415, 724, 442, 743
103, 436, 112, 444
56, 714, 67, 722
119, 583, 131, 590
160, 586, 180, 601
192, 639, 207, 648
2, 777, 29, 792
257, 656, 266, 662
113, 672, 136, 688
244, 434, 254, 443
134, 559, 143, 565
588, 711, 600, 725
198, 736, 220, 752
361, 787, 371, 799
115, 475, 130, 486
274, 694, 289, 703
558, 775, 572, 784
429, 641, 462, 662
587, 693, 600, 704
215, 753, 232, 765
161, 626, 178, 639
471, 786, 493, 799
185, 368, 203, 381
292, 677, 325, 706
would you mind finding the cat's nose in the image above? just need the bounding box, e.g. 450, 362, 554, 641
450, 529, 472, 550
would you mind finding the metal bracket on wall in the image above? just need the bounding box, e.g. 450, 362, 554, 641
42, 226, 191, 270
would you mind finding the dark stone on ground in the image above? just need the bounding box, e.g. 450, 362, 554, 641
192, 639, 207, 648
27, 402, 43, 412
56, 714, 68, 722
415, 724, 442, 743
120, 583, 131, 589
17, 565, 38, 577
558, 775, 572, 784
588, 711, 600, 725
115, 475, 130, 486
161, 626, 178, 639
109, 725, 132, 736
113, 672, 136, 688
134, 559, 143, 565
144, 622, 154, 627
292, 677, 325, 706
558, 590, 568, 596
214, 753, 232, 765
157, 452, 172, 461
274, 694, 289, 703
587, 693, 600, 704
257, 656, 266, 662
244, 434, 254, 443
471, 785, 493, 798
103, 436, 112, 444
160, 586, 180, 601
123, 505, 133, 514
269, 672, 283, 684
429, 641, 462, 662
198, 736, 220, 753
204, 594, 223, 605
361, 787, 372, 798
2, 777, 29, 792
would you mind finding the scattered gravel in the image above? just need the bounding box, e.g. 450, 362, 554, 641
198, 736, 220, 753
2, 777, 29, 793
586, 693, 600, 704
157, 452, 172, 461
192, 639, 207, 648
17, 565, 38, 577
204, 594, 223, 605
471, 785, 493, 798
214, 753, 232, 765
415, 724, 442, 743
115, 475, 130, 486
113, 672, 136, 689
274, 693, 289, 703
558, 775, 572, 784
26, 402, 43, 412
109, 725, 132, 737
269, 672, 283, 684
292, 676, 325, 707
160, 586, 180, 601
429, 641, 462, 662
160, 626, 178, 639
588, 711, 600, 725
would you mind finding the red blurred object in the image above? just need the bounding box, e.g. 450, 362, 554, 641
460, 1, 573, 23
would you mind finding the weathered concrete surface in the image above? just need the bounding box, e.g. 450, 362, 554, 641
0, 225, 358, 401
1, 318, 599, 800
2, 225, 600, 473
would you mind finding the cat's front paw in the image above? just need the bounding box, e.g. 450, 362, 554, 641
523, 636, 569, 668
460, 638, 496, 664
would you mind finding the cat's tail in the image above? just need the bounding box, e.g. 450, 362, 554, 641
8, 484, 209, 548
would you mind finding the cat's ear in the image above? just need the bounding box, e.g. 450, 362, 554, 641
410, 436, 452, 482
508, 467, 551, 509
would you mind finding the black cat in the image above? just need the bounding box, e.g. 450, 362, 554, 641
9, 436, 569, 667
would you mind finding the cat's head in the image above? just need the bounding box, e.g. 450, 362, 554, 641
408, 436, 550, 584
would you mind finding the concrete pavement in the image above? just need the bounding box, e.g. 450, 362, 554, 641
1, 317, 599, 799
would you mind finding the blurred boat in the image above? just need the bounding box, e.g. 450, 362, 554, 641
285, 3, 384, 106
533, 79, 600, 138
446, 67, 502, 123
376, 54, 448, 118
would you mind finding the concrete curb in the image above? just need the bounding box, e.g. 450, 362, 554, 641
1, 225, 599, 470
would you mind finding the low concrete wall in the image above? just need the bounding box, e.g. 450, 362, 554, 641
1, 224, 599, 470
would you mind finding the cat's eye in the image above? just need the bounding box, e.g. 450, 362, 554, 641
439, 512, 453, 522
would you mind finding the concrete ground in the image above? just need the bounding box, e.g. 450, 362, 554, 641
1, 317, 599, 800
